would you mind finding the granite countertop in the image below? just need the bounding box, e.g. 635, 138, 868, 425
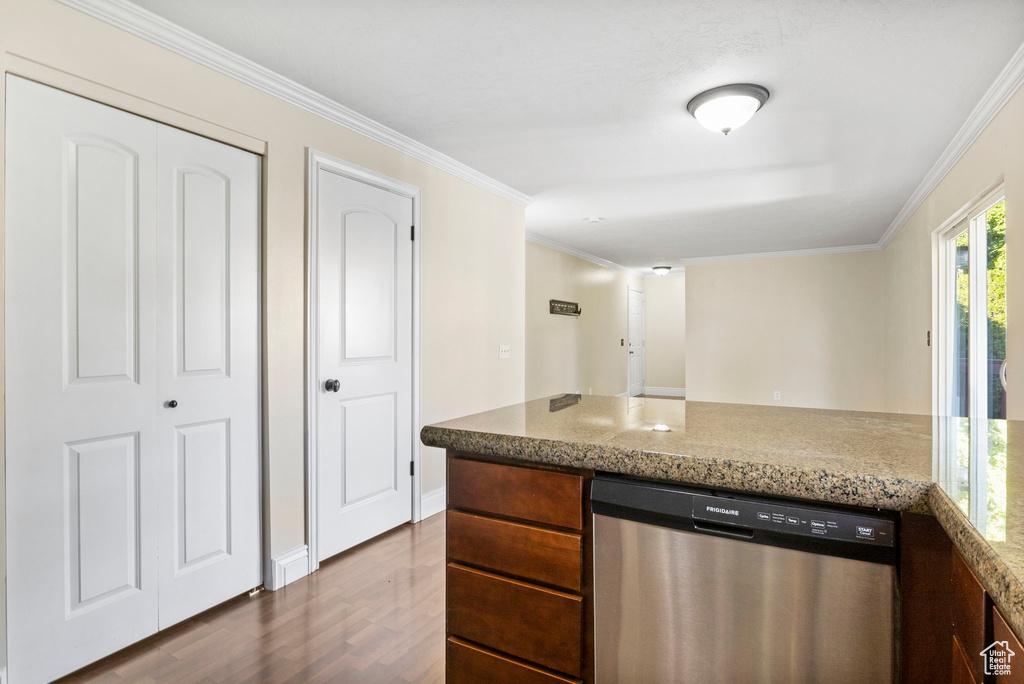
421, 394, 1024, 640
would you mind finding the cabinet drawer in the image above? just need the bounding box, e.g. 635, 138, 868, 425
953, 635, 979, 684
952, 549, 987, 682
447, 510, 582, 591
447, 563, 582, 676
447, 637, 580, 684
448, 457, 583, 530
992, 607, 1024, 682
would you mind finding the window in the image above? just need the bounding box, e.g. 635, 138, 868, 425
935, 190, 1006, 540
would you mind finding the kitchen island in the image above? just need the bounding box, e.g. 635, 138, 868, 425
422, 394, 1024, 683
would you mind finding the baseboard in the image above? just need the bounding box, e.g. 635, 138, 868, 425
616, 391, 629, 397
267, 545, 309, 591
644, 386, 686, 397
421, 487, 446, 520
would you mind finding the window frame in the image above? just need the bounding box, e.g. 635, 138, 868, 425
931, 181, 1004, 532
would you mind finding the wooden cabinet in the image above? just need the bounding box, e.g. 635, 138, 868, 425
446, 458, 1024, 684
447, 510, 582, 591
952, 549, 989, 683
992, 607, 1024, 682
448, 456, 584, 529
447, 638, 580, 684
953, 634, 979, 684
446, 453, 593, 683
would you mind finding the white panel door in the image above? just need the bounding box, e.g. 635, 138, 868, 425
315, 167, 413, 561
5, 76, 161, 684
628, 288, 645, 396
154, 125, 261, 628
5, 77, 262, 682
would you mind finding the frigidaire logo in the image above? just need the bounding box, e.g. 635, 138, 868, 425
707, 506, 739, 516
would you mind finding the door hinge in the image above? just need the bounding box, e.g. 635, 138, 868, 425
410, 225, 415, 241
410, 460, 415, 477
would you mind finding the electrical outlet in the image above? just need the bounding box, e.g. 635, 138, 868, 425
773, 390, 781, 401
498, 345, 511, 359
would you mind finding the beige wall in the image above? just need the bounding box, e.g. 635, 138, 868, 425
686, 252, 886, 411
883, 83, 1024, 418
526, 242, 642, 399
644, 275, 686, 390
0, 0, 526, 562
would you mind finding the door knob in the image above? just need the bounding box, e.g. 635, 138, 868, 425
325, 379, 340, 392
165, 399, 178, 408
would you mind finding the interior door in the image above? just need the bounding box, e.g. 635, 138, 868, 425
628, 288, 645, 396
154, 125, 261, 628
315, 166, 413, 562
5, 76, 262, 682
5, 75, 161, 684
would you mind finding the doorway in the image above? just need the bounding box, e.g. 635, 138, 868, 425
628, 286, 645, 397
306, 150, 422, 569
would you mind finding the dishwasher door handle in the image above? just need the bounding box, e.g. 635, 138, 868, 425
693, 520, 755, 540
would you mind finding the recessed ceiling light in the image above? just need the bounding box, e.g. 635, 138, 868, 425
686, 83, 770, 135
652, 266, 672, 276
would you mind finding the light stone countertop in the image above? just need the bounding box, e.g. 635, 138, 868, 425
421, 394, 1024, 640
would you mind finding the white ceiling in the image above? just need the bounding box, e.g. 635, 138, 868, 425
128, 0, 1024, 270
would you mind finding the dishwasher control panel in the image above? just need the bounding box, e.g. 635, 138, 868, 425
691, 494, 895, 547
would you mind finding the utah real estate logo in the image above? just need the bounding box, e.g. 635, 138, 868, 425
982, 640, 1016, 676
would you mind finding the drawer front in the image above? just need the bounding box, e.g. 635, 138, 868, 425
992, 607, 1024, 682
447, 563, 582, 676
952, 549, 987, 682
952, 635, 979, 684
448, 457, 583, 530
447, 510, 582, 591
447, 637, 580, 684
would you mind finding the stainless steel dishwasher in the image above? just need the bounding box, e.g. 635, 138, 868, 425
592, 475, 897, 683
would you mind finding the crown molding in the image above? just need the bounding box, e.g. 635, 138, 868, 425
56, 0, 533, 207
526, 232, 644, 277
877, 39, 1024, 248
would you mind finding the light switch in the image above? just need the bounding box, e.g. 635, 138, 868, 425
499, 345, 511, 359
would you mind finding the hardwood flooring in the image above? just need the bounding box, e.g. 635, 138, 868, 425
61, 513, 446, 683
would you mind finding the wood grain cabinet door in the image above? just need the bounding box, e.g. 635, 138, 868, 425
952, 549, 988, 683
447, 563, 583, 676
992, 607, 1024, 682
448, 457, 583, 530
447, 638, 581, 684
447, 510, 582, 591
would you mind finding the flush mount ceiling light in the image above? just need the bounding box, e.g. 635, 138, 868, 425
652, 266, 672, 276
583, 216, 604, 223
686, 83, 770, 135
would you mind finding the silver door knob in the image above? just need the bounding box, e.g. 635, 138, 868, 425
325, 379, 340, 392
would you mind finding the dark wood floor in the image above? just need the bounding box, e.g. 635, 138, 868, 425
62, 513, 446, 683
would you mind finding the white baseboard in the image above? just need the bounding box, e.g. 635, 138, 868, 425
644, 386, 686, 397
267, 545, 309, 590
421, 487, 446, 520
616, 391, 629, 397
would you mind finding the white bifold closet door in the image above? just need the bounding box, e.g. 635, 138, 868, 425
5, 76, 260, 684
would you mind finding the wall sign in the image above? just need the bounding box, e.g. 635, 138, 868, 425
550, 299, 581, 316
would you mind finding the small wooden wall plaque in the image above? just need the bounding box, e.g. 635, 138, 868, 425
550, 299, 581, 316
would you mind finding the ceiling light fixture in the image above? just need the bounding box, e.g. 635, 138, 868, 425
583, 216, 604, 223
686, 83, 770, 135
652, 266, 672, 276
